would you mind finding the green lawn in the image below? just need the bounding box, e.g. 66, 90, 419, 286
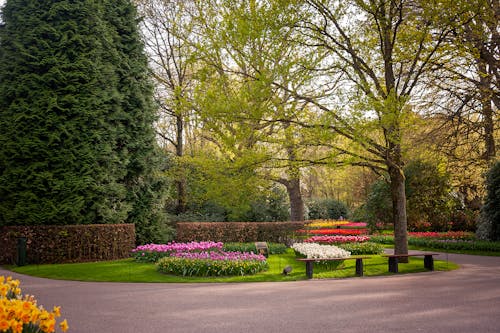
7, 249, 459, 283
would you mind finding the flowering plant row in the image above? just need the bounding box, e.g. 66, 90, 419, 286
306, 220, 367, 229
291, 243, 351, 259
157, 257, 268, 277
0, 276, 69, 333
132, 241, 223, 262
407, 231, 475, 240
304, 235, 370, 244
297, 229, 368, 236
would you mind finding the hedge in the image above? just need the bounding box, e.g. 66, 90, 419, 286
0, 224, 135, 264
175, 222, 306, 243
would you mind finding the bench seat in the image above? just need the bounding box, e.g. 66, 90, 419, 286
382, 253, 440, 273
296, 257, 370, 279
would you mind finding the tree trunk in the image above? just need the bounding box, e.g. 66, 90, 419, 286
388, 162, 409, 261
175, 114, 187, 213
285, 177, 305, 222
478, 60, 496, 162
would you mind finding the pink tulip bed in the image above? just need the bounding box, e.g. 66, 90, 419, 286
132, 241, 268, 277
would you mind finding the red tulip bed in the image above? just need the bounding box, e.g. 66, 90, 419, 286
297, 219, 369, 236
297, 220, 383, 255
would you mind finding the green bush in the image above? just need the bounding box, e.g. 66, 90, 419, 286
307, 198, 349, 220
362, 160, 459, 232
337, 242, 384, 255
156, 257, 269, 277
223, 242, 288, 254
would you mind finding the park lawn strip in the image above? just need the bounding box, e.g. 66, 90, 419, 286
6, 249, 458, 282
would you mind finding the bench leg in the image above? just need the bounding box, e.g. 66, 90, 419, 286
305, 261, 314, 279
355, 258, 364, 277
388, 257, 398, 273
424, 255, 434, 271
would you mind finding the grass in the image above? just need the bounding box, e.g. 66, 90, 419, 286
6, 249, 459, 283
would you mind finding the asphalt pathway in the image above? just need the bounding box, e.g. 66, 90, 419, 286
1, 252, 500, 333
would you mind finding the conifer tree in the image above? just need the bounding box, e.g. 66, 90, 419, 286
0, 0, 168, 243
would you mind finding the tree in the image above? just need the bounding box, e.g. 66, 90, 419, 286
0, 0, 168, 243
186, 0, 325, 221
429, 0, 498, 163
478, 160, 500, 241
136, 0, 197, 214
283, 0, 472, 256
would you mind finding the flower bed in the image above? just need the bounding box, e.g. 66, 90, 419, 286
306, 220, 367, 229
408, 231, 475, 240
304, 235, 370, 244
291, 243, 351, 259
297, 228, 368, 236
132, 241, 223, 262
0, 276, 69, 333
156, 253, 268, 277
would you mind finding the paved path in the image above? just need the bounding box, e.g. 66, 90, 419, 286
1, 252, 500, 333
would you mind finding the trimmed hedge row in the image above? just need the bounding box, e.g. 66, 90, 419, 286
0, 224, 135, 264
175, 222, 306, 243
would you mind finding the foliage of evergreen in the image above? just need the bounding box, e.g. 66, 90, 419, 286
0, 0, 169, 243
478, 161, 500, 241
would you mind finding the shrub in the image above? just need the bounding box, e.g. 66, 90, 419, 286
362, 160, 459, 231
306, 198, 349, 220
156, 255, 268, 277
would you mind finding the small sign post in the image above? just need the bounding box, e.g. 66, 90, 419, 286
254, 242, 269, 258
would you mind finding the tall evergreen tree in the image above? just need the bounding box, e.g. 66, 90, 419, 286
0, 0, 168, 243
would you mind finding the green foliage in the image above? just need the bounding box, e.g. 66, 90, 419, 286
306, 198, 349, 220
222, 242, 288, 255
156, 257, 268, 277
0, 0, 167, 243
370, 235, 500, 252
361, 160, 459, 231
242, 186, 290, 222
478, 161, 500, 241
337, 242, 384, 255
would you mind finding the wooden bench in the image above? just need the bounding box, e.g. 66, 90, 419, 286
382, 253, 440, 273
296, 257, 370, 279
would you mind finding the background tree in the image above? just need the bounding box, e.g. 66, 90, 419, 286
136, 0, 197, 214
477, 160, 500, 241
279, 0, 473, 256
0, 0, 169, 243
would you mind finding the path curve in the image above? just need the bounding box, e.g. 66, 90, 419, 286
1, 252, 500, 333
